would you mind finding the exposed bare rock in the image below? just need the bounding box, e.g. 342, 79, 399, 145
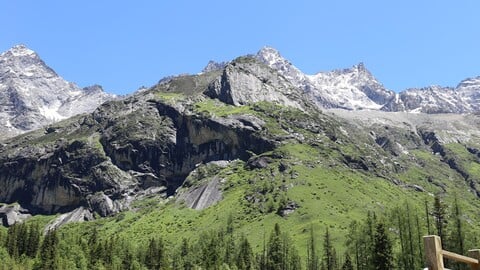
44, 207, 94, 232
0, 204, 31, 226
278, 201, 299, 217
202, 60, 228, 73
246, 156, 272, 169
177, 177, 223, 210
88, 192, 124, 217
204, 57, 306, 110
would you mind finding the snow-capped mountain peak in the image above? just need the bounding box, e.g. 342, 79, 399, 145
0, 44, 57, 78
0, 45, 115, 138
306, 63, 395, 110
254, 46, 480, 114
3, 44, 37, 58
255, 47, 395, 110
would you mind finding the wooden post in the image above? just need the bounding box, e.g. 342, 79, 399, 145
468, 249, 480, 270
424, 235, 444, 270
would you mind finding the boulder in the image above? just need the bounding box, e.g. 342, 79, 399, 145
246, 156, 272, 169
278, 201, 299, 217
0, 204, 31, 226
88, 192, 123, 217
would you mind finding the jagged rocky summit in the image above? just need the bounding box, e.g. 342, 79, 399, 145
256, 47, 395, 110
0, 45, 116, 138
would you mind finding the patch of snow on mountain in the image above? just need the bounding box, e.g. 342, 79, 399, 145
39, 104, 66, 121
306, 65, 386, 110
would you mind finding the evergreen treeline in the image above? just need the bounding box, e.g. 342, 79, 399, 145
0, 194, 475, 270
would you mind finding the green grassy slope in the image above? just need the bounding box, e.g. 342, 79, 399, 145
50, 106, 480, 259
4, 88, 480, 266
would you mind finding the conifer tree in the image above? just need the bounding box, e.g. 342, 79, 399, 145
415, 211, 425, 268
425, 200, 432, 235
259, 230, 267, 270
225, 234, 236, 267
341, 254, 353, 270
6, 224, 18, 258
307, 225, 320, 270
237, 235, 254, 270
451, 195, 465, 253
288, 244, 302, 270
172, 238, 193, 270
36, 229, 59, 270
433, 194, 447, 245
26, 223, 41, 258
448, 195, 466, 270
345, 221, 362, 270
88, 227, 101, 266
145, 237, 167, 270
322, 228, 337, 270
395, 203, 422, 270
363, 211, 376, 269
372, 222, 393, 270
267, 223, 283, 270
201, 231, 221, 269
226, 213, 234, 235
17, 222, 28, 256
121, 248, 135, 270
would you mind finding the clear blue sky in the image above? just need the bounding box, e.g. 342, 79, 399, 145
2, 1, 479, 94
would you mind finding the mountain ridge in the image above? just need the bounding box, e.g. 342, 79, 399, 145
255, 46, 480, 113
2, 44, 480, 142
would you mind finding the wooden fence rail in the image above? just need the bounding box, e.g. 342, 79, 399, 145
424, 235, 480, 270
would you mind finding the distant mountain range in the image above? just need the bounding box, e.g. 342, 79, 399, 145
1, 44, 479, 140
255, 46, 480, 113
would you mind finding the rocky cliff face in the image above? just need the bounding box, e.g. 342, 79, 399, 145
0, 79, 276, 218
0, 45, 115, 138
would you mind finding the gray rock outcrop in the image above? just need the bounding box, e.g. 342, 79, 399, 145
44, 207, 94, 232
0, 204, 32, 226
176, 176, 223, 210
204, 57, 306, 109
